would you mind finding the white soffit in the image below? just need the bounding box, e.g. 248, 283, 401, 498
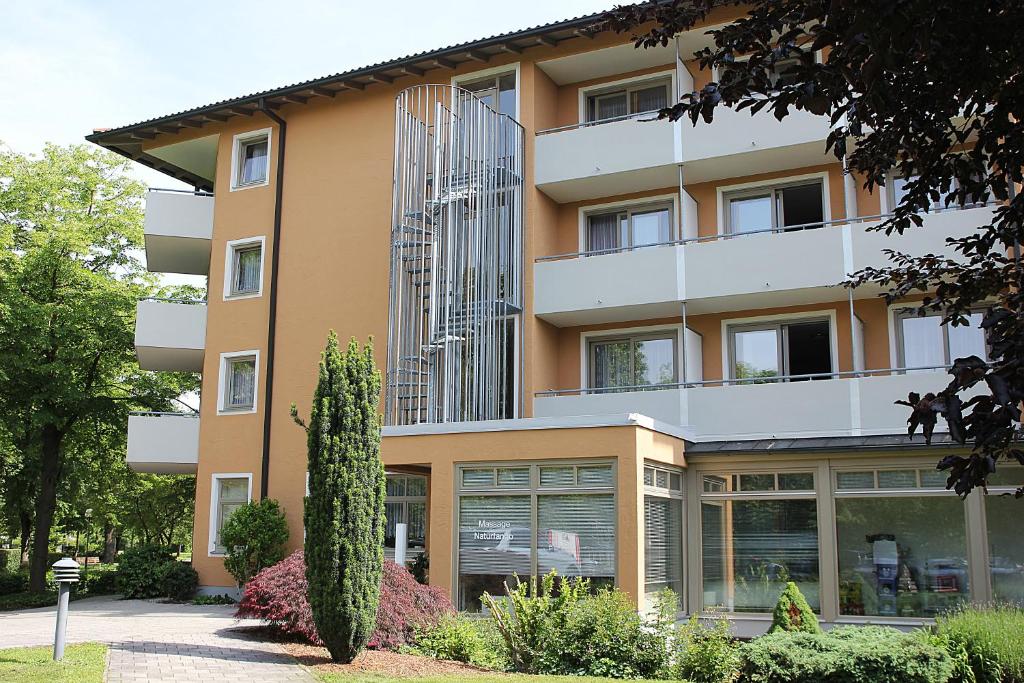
148, 134, 219, 185
538, 41, 675, 85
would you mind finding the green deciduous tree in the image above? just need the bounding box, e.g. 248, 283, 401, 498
221, 498, 290, 585
293, 332, 386, 663
0, 144, 197, 590
602, 0, 1024, 498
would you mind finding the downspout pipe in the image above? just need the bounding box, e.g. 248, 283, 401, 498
257, 97, 286, 500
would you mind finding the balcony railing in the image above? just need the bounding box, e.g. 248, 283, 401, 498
535, 202, 997, 263
536, 110, 663, 135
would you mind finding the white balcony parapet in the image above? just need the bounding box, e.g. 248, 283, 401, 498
135, 298, 207, 372
534, 367, 971, 441
535, 114, 680, 203
144, 188, 214, 275
127, 412, 199, 474
534, 205, 996, 325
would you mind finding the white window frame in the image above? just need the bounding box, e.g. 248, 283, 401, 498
578, 193, 679, 254
581, 323, 685, 390
208, 472, 253, 556
218, 350, 260, 415
717, 172, 831, 236
452, 63, 521, 121
578, 70, 676, 125
230, 128, 272, 192
721, 310, 839, 383
223, 236, 266, 300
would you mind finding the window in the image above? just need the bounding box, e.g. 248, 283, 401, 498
585, 203, 673, 252
385, 474, 428, 557
700, 470, 819, 613
226, 238, 264, 298
895, 309, 987, 369
887, 170, 988, 213
645, 465, 684, 609
219, 351, 258, 413
985, 466, 1024, 606
724, 179, 825, 235
834, 468, 969, 618
456, 462, 615, 611
210, 475, 251, 554
232, 130, 270, 189
585, 78, 670, 123
588, 332, 677, 391
728, 318, 832, 382
461, 72, 517, 117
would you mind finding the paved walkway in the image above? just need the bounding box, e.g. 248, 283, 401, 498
0, 595, 316, 682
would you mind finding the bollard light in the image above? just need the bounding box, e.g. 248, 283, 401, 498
394, 522, 408, 566
52, 557, 80, 661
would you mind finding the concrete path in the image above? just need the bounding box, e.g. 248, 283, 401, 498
0, 595, 316, 682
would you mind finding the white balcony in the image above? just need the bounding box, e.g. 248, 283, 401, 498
135, 299, 207, 372
535, 117, 680, 203
127, 412, 200, 474
680, 107, 833, 184
144, 189, 214, 275
534, 369, 958, 441
534, 205, 995, 324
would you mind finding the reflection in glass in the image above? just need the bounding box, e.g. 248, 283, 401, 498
645, 496, 683, 607
836, 496, 969, 617
729, 195, 772, 234
733, 328, 780, 381
986, 494, 1024, 605
631, 209, 671, 246
701, 499, 820, 613
458, 495, 532, 611
635, 338, 676, 386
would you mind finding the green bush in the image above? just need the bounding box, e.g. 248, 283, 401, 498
410, 613, 505, 670
0, 548, 21, 573
0, 571, 28, 596
935, 605, 1024, 683
482, 571, 668, 679
737, 626, 952, 683
116, 545, 174, 599
157, 561, 199, 602
768, 581, 820, 634
220, 499, 290, 586
671, 615, 740, 683
81, 565, 119, 595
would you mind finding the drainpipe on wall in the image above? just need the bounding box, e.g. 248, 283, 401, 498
257, 97, 286, 501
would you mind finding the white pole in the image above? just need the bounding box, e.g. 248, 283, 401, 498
395, 522, 408, 566
51, 558, 80, 661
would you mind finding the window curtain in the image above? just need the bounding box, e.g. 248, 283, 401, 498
631, 85, 668, 113
593, 340, 633, 389
234, 247, 261, 293
587, 213, 620, 252
241, 140, 268, 184
228, 360, 255, 408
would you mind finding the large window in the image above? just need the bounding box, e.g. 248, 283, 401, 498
210, 475, 251, 554
728, 318, 832, 382
834, 468, 969, 618
644, 465, 684, 609
589, 332, 677, 391
585, 77, 671, 123
385, 474, 427, 557
585, 203, 673, 252
724, 179, 825, 235
462, 72, 516, 117
986, 466, 1024, 605
895, 309, 987, 369
700, 471, 819, 613
456, 462, 615, 611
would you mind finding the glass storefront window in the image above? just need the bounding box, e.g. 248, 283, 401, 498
384, 474, 428, 553
701, 498, 820, 613
836, 495, 969, 618
457, 462, 616, 611
986, 495, 1024, 604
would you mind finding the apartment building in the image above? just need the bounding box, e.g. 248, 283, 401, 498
90, 5, 1022, 634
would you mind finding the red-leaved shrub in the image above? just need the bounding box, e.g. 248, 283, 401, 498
236, 550, 451, 649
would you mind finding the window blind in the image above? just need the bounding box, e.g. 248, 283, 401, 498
645, 496, 683, 595
537, 494, 615, 578
458, 495, 532, 576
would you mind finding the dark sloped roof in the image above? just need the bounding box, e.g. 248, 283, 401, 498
84, 6, 617, 186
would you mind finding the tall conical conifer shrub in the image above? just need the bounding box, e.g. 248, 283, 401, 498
297, 332, 386, 663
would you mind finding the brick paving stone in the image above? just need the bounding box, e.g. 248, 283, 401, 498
0, 595, 315, 682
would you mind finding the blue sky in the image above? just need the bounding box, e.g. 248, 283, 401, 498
1, 0, 612, 187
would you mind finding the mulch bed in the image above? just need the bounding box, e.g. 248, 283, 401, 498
281, 642, 503, 678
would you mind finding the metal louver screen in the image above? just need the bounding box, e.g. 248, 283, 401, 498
537, 494, 615, 578
644, 496, 683, 594
458, 495, 532, 576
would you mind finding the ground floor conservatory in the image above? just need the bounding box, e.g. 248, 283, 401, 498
380, 416, 1023, 634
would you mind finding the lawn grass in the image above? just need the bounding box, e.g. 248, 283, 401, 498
0, 643, 107, 683
317, 675, 672, 683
